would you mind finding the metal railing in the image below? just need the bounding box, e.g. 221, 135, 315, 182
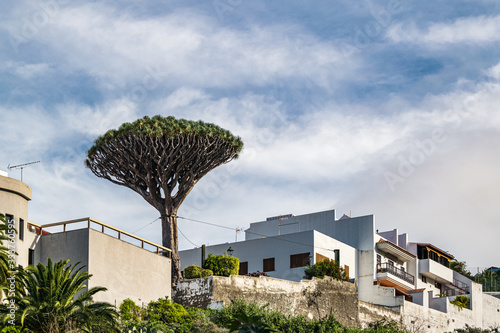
28, 217, 171, 258
377, 263, 415, 284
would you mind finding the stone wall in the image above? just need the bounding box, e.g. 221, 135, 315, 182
174, 275, 500, 331
175, 275, 360, 327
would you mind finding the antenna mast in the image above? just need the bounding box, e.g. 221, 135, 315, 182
8, 161, 40, 181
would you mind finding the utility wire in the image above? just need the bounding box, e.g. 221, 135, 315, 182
132, 217, 160, 234
177, 215, 339, 253
178, 225, 200, 248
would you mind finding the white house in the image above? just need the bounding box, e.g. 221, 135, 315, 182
180, 209, 500, 328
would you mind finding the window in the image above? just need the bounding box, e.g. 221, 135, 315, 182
429, 251, 439, 262
439, 256, 450, 268
422, 276, 427, 283
417, 246, 428, 260
263, 258, 275, 272
6, 214, 13, 225
239, 262, 248, 275
377, 255, 381, 269
435, 282, 442, 290
290, 252, 310, 269
19, 219, 24, 241
401, 266, 405, 272
28, 249, 34, 266
388, 260, 394, 267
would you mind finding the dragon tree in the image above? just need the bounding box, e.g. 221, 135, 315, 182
85, 115, 243, 285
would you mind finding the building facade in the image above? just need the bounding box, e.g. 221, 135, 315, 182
0, 171, 172, 305
180, 209, 500, 329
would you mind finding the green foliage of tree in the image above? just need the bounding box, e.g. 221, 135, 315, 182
450, 295, 470, 311
203, 253, 239, 277
146, 298, 190, 325
184, 265, 213, 279
450, 260, 473, 279
120, 298, 144, 324
0, 214, 14, 298
85, 115, 243, 285
303, 259, 349, 281
0, 258, 119, 332
475, 267, 500, 292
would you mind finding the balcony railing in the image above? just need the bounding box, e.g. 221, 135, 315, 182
378, 263, 414, 284
28, 217, 172, 258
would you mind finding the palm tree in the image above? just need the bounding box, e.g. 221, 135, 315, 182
3, 258, 119, 332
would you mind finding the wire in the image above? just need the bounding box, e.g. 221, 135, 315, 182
177, 215, 339, 253
178, 226, 200, 248
132, 217, 161, 234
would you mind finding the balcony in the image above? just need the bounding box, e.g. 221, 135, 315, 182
419, 258, 453, 284
377, 263, 415, 291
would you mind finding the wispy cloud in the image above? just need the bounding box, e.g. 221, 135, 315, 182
387, 14, 500, 45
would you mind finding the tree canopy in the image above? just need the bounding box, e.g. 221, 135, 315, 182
85, 115, 243, 284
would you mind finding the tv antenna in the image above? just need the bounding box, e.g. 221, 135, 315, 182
8, 161, 40, 181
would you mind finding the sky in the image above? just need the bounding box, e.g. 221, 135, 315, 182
1, 0, 499, 271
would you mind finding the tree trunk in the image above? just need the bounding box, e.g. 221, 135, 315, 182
162, 213, 181, 287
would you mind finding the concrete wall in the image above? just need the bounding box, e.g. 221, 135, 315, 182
180, 230, 357, 282
245, 210, 336, 240
174, 275, 360, 328
38, 228, 171, 306
0, 175, 36, 268
483, 293, 500, 328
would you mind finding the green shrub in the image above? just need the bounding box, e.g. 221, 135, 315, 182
184, 265, 213, 279
303, 259, 348, 281
450, 295, 470, 311
120, 298, 143, 323
204, 253, 239, 277
146, 297, 191, 324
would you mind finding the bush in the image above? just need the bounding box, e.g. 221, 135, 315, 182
120, 298, 143, 323
204, 253, 239, 277
450, 295, 470, 311
184, 265, 213, 279
303, 259, 348, 281
146, 298, 191, 324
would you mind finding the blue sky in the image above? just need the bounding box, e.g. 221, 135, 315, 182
1, 0, 500, 271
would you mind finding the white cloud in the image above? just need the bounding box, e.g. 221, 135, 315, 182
387, 15, 500, 45
9, 3, 354, 91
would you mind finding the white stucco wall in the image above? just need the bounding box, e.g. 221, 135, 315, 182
180, 230, 356, 282
38, 228, 171, 306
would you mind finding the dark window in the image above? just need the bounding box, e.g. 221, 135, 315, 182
239, 262, 248, 275
334, 249, 340, 264
28, 249, 34, 266
401, 266, 405, 272
439, 256, 450, 267
6, 214, 13, 224
422, 276, 427, 283
417, 246, 428, 260
263, 258, 275, 272
377, 255, 381, 269
290, 252, 310, 269
429, 251, 439, 262
19, 219, 24, 241
435, 282, 442, 290
388, 260, 394, 267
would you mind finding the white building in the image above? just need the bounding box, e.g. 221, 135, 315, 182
180, 209, 500, 328
0, 171, 172, 305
